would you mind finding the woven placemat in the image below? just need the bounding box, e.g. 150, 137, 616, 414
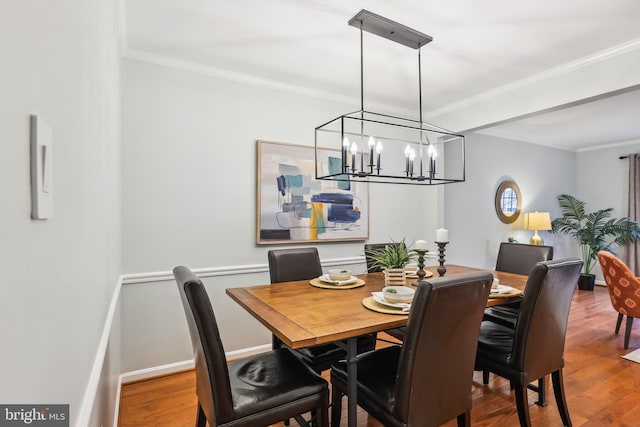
406, 270, 434, 279
309, 278, 365, 290
362, 296, 410, 315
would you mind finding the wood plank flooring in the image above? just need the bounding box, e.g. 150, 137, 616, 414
118, 286, 640, 426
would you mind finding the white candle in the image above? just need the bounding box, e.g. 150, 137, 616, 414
415, 239, 428, 250
435, 228, 449, 243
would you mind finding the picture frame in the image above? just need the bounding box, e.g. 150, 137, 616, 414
256, 140, 369, 244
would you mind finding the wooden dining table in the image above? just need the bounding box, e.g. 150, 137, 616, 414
226, 264, 527, 427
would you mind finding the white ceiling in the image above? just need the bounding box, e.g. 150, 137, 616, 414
121, 0, 640, 151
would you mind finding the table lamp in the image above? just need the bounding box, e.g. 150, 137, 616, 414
523, 212, 552, 245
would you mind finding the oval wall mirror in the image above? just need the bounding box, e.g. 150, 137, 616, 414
495, 180, 522, 224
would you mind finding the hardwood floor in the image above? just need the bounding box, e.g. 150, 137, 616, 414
118, 286, 640, 426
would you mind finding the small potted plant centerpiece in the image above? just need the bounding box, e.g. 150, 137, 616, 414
365, 239, 416, 286
551, 194, 640, 290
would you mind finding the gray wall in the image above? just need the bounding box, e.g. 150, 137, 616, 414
120, 58, 441, 371
121, 58, 439, 273
0, 1, 121, 426
577, 140, 640, 278
444, 133, 577, 269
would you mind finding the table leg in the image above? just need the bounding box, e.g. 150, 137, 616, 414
346, 337, 357, 427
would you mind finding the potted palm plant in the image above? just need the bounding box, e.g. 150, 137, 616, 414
551, 194, 640, 290
364, 239, 416, 286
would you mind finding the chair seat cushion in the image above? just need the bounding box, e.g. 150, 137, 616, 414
476, 321, 514, 362
331, 346, 401, 414
295, 335, 377, 372
483, 305, 518, 328
228, 348, 328, 418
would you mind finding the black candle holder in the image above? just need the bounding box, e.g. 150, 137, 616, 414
412, 249, 428, 286
435, 242, 449, 277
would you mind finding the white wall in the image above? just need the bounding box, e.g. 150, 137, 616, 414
577, 139, 640, 278
0, 1, 121, 426
120, 58, 440, 371
444, 133, 577, 269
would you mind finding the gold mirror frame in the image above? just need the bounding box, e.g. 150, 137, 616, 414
495, 181, 522, 224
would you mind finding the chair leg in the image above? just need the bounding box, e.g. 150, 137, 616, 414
535, 376, 547, 407
615, 313, 624, 335
624, 316, 634, 349
457, 410, 471, 427
514, 384, 532, 427
316, 402, 329, 427
330, 386, 343, 427
196, 403, 206, 427
482, 369, 489, 384
551, 369, 572, 427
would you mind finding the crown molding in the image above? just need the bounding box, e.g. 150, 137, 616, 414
576, 138, 640, 153
122, 48, 419, 118
425, 37, 640, 120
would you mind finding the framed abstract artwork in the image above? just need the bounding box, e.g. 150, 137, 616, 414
256, 140, 369, 244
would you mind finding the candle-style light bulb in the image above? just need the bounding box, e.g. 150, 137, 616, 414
342, 137, 350, 172
405, 145, 411, 176
428, 144, 437, 177
375, 140, 383, 172
428, 144, 437, 159
350, 141, 358, 172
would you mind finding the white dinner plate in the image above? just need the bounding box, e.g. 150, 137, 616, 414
371, 292, 411, 311
318, 275, 358, 286
490, 284, 520, 296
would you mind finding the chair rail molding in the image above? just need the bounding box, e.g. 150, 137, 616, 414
121, 256, 366, 285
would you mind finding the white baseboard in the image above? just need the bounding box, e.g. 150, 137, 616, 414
77, 276, 123, 427
112, 376, 122, 427
120, 359, 195, 384
120, 344, 272, 384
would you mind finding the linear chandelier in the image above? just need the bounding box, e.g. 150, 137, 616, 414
315, 9, 465, 185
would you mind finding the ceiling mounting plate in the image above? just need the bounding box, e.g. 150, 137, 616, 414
348, 9, 433, 49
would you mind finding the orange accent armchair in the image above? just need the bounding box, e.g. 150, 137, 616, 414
597, 251, 640, 349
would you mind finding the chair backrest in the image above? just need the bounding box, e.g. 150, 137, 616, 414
598, 251, 640, 317
394, 272, 493, 425
364, 242, 407, 273
174, 266, 233, 425
268, 247, 323, 283
495, 242, 554, 275
510, 259, 583, 379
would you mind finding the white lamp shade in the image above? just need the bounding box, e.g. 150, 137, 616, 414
523, 212, 552, 231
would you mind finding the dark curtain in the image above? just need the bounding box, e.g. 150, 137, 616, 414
625, 153, 640, 274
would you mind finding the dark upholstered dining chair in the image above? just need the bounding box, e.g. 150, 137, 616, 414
597, 251, 640, 349
330, 272, 493, 427
174, 266, 329, 427
484, 242, 554, 328
267, 248, 377, 373
482, 242, 555, 404
475, 259, 582, 427
494, 242, 554, 275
